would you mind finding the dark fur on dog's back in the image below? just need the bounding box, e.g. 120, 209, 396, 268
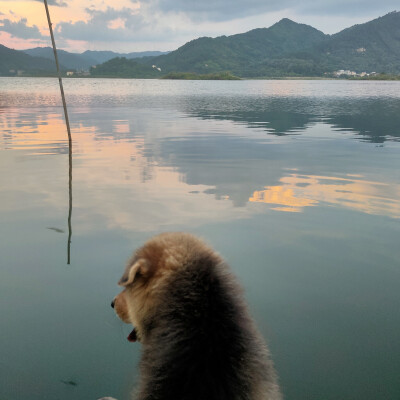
135, 247, 281, 400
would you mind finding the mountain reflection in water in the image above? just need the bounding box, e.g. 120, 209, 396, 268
185, 97, 400, 141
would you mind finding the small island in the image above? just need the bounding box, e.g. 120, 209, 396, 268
161, 72, 241, 80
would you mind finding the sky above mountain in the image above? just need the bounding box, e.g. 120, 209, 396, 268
0, 0, 397, 52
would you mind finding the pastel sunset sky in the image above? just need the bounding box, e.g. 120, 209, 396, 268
0, 0, 397, 53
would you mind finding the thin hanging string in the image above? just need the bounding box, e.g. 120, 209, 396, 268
43, 0, 73, 264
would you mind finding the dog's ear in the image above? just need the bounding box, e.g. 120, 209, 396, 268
118, 259, 150, 286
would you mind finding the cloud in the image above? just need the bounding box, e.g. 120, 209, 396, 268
0, 18, 46, 39
34, 0, 68, 6
150, 0, 398, 22
55, 5, 176, 43
297, 0, 399, 16
55, 7, 143, 41
2, 0, 397, 52
0, 0, 68, 5
151, 0, 294, 21
84, 6, 145, 31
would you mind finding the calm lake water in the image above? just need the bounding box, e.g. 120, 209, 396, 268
1, 77, 400, 400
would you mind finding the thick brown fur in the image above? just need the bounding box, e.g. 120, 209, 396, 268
113, 232, 281, 400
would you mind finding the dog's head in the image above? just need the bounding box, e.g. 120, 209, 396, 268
111, 232, 216, 343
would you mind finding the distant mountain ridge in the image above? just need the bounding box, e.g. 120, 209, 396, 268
23, 47, 96, 70
22, 47, 169, 70
82, 50, 168, 64
0, 44, 61, 75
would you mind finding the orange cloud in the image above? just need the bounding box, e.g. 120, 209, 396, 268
108, 17, 126, 30
249, 185, 317, 212
0, 0, 140, 49
0, 1, 47, 28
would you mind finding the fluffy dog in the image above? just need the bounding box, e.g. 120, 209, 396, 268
112, 232, 281, 400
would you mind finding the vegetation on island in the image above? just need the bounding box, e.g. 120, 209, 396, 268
162, 72, 240, 80
89, 57, 162, 78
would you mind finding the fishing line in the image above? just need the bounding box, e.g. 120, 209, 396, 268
43, 0, 73, 264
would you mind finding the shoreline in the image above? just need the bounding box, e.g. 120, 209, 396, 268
1, 75, 400, 81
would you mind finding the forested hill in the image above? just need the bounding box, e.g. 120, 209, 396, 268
143, 18, 328, 75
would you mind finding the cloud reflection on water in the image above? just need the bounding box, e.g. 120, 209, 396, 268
250, 174, 400, 218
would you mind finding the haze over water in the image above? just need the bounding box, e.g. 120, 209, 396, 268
1, 77, 400, 400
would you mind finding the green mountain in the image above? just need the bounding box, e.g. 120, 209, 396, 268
143, 18, 327, 75
90, 57, 162, 78
0, 44, 62, 75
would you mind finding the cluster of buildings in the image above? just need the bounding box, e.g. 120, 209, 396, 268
66, 70, 90, 77
333, 70, 377, 77
8, 68, 91, 77
8, 69, 25, 76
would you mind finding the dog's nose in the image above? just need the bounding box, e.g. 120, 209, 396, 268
111, 299, 115, 309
